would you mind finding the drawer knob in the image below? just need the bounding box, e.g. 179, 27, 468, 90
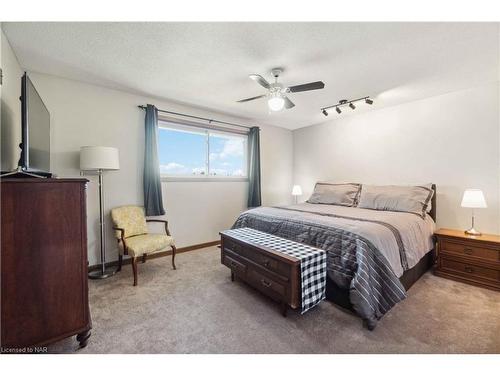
463, 248, 473, 255
230, 261, 238, 268
263, 260, 270, 267
261, 279, 272, 288
464, 266, 474, 273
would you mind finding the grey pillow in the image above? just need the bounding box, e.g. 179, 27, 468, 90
357, 184, 434, 217
307, 183, 361, 206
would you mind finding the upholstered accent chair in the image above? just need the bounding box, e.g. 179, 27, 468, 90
111, 206, 176, 286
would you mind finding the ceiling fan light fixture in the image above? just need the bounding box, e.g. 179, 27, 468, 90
239, 69, 325, 112
268, 93, 285, 111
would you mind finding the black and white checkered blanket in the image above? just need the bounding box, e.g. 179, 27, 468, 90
225, 227, 327, 314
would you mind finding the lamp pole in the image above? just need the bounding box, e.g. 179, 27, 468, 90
88, 169, 117, 279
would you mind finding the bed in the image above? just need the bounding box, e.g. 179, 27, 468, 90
232, 184, 436, 329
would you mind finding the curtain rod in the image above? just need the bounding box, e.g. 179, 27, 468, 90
138, 105, 257, 131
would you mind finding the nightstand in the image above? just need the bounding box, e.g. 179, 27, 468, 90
434, 228, 500, 291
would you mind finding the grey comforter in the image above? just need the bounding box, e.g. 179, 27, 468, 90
232, 203, 435, 328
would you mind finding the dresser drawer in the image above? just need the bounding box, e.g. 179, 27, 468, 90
440, 257, 500, 282
441, 240, 499, 262
223, 238, 291, 277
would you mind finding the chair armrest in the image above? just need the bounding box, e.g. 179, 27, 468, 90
146, 219, 171, 236
113, 226, 125, 238
112, 226, 129, 255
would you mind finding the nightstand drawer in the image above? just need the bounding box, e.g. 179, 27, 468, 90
441, 257, 500, 282
441, 240, 499, 262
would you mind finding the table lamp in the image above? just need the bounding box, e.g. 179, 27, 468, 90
461, 189, 487, 236
80, 146, 120, 279
292, 185, 303, 204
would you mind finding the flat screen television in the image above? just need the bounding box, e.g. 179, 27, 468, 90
19, 72, 51, 175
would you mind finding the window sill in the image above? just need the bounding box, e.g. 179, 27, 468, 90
161, 176, 249, 182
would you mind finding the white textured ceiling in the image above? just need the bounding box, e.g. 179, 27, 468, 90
3, 22, 499, 130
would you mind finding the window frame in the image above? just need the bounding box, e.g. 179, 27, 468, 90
157, 118, 249, 182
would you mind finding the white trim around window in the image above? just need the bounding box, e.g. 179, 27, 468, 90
158, 119, 249, 181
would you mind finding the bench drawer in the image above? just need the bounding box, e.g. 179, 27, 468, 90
246, 267, 287, 300
222, 252, 247, 276
223, 238, 291, 277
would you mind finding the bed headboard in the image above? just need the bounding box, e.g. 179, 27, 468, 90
430, 184, 436, 222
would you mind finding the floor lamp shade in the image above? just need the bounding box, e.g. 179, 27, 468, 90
80, 146, 120, 171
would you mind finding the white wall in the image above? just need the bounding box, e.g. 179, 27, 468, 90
294, 83, 500, 234
1, 29, 24, 171
27, 73, 293, 266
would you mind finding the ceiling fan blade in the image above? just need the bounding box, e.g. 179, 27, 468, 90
284, 96, 295, 109
249, 74, 271, 89
237, 94, 266, 103
288, 81, 325, 93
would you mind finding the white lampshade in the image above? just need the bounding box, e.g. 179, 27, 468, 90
80, 146, 120, 171
291, 185, 303, 196
461, 189, 487, 208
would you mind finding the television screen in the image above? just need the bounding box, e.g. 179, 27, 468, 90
21, 73, 50, 173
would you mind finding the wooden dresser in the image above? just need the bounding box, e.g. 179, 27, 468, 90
1, 178, 91, 350
434, 228, 500, 291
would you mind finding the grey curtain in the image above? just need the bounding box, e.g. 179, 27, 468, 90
247, 126, 262, 208
143, 104, 165, 216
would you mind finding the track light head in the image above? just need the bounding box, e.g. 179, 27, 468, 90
349, 103, 356, 110
335, 107, 342, 114
365, 98, 373, 105
322, 109, 328, 116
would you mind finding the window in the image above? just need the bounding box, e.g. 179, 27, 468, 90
158, 121, 248, 179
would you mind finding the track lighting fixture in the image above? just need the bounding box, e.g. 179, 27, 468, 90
320, 96, 373, 116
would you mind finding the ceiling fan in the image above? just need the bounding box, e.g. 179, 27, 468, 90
237, 68, 325, 112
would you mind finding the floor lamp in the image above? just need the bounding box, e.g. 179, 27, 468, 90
80, 146, 120, 279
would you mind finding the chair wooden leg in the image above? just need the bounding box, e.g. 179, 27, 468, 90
171, 245, 177, 270
117, 255, 123, 272
131, 257, 138, 286
142, 254, 147, 263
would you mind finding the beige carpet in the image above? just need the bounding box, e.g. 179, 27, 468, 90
49, 246, 500, 354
